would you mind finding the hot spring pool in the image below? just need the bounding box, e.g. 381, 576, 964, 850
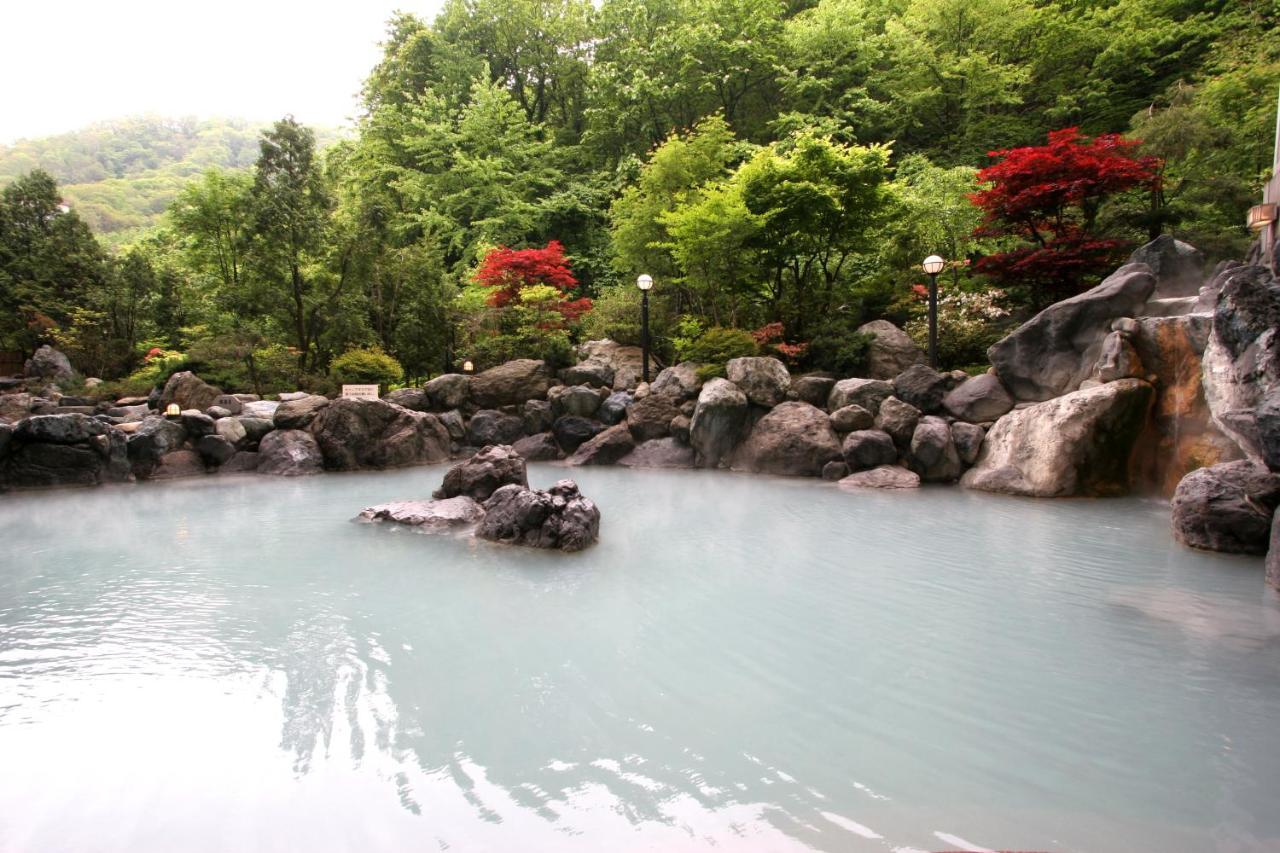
1, 465, 1279, 852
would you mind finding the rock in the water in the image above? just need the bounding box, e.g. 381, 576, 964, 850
732, 401, 840, 477
893, 363, 950, 413
626, 394, 679, 442
271, 394, 329, 429
690, 377, 748, 468
951, 421, 985, 465
257, 429, 324, 476
961, 378, 1154, 497
598, 391, 633, 426
650, 362, 704, 400
791, 374, 836, 407
1128, 235, 1204, 299
149, 449, 207, 480
988, 264, 1156, 401
550, 384, 602, 419
827, 378, 893, 415
943, 373, 1014, 423
23, 345, 76, 382
4, 442, 108, 488
874, 396, 921, 451
553, 416, 603, 453
619, 437, 696, 469
159, 371, 223, 412
220, 451, 260, 473
1171, 460, 1280, 555
829, 404, 874, 433
726, 356, 791, 408
434, 444, 528, 501
908, 416, 962, 482
511, 432, 562, 461
857, 320, 925, 380
467, 409, 525, 446
477, 479, 600, 552
425, 373, 472, 410
838, 465, 921, 490
841, 429, 898, 471
821, 460, 850, 481
469, 360, 551, 408
196, 434, 237, 465
566, 423, 635, 466
309, 397, 451, 470
359, 496, 485, 530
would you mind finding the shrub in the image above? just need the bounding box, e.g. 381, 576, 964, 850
330, 346, 404, 387
904, 289, 1010, 370
469, 330, 575, 371
804, 314, 873, 376
673, 320, 758, 366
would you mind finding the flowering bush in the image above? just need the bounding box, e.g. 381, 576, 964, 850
751, 322, 809, 365
905, 287, 1010, 370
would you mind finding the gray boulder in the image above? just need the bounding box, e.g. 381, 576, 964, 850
838, 465, 921, 490
874, 396, 921, 451
626, 394, 679, 442
575, 340, 647, 390
552, 416, 603, 453
238, 417, 275, 445
4, 442, 112, 488
308, 398, 451, 470
477, 479, 601, 552
690, 378, 748, 468
179, 410, 215, 437
424, 373, 471, 410
24, 345, 77, 382
0, 393, 34, 423
908, 416, 962, 482
257, 429, 324, 476
159, 371, 223, 412
732, 401, 840, 477
126, 416, 187, 477
1269, 510, 1280, 589
669, 414, 691, 444
438, 410, 466, 442
726, 356, 791, 408
827, 378, 893, 415
893, 363, 950, 413
469, 360, 551, 408
1171, 460, 1280, 555
1128, 235, 1204, 299
511, 432, 562, 461
791, 374, 836, 407
149, 449, 207, 480
829, 404, 874, 433
220, 451, 260, 473
822, 460, 850, 481
598, 391, 633, 425
619, 438, 696, 469
358, 496, 486, 530
1257, 386, 1280, 471
196, 434, 237, 465
559, 361, 614, 388
951, 421, 985, 465
988, 264, 1156, 401
841, 429, 898, 471
467, 410, 525, 446
1091, 331, 1145, 383
943, 373, 1014, 423
15, 413, 107, 445
961, 378, 1154, 497
211, 394, 243, 415
240, 400, 280, 420
383, 388, 430, 412
857, 320, 925, 379
522, 399, 554, 435
566, 423, 636, 466
214, 416, 248, 448
650, 362, 704, 400
434, 444, 528, 501
550, 384, 602, 419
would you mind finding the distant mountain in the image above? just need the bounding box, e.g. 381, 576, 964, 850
0, 116, 347, 242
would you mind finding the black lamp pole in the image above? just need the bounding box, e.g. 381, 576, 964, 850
927, 270, 939, 369
641, 288, 651, 383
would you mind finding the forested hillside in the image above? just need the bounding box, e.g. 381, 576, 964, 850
0, 117, 344, 238
0, 0, 1275, 394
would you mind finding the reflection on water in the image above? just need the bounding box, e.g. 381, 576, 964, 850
2, 467, 1280, 852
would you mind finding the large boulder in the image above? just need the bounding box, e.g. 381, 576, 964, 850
469, 360, 551, 408
1200, 265, 1280, 462
257, 429, 324, 476
126, 416, 187, 477
1171, 460, 1280, 555
1258, 386, 1280, 471
618, 438, 696, 469
196, 434, 237, 465
689, 377, 749, 468
23, 345, 76, 382
907, 416, 962, 482
511, 432, 562, 461
308, 397, 450, 470
961, 378, 1154, 497
522, 399, 554, 435
857, 320, 925, 380
214, 416, 249, 448
149, 450, 207, 480
549, 384, 602, 419
732, 401, 840, 477
726, 356, 791, 408
838, 465, 921, 490
15, 413, 107, 444
358, 496, 486, 531
650, 362, 704, 400
951, 421, 986, 465
424, 373, 472, 410
159, 371, 223, 412
552, 416, 603, 453
827, 378, 893, 415
434, 444, 528, 501
1, 423, 129, 489
626, 394, 679, 442
382, 388, 431, 412
575, 340, 647, 390
1128, 235, 1205, 300
874, 397, 921, 451
829, 404, 874, 433
598, 391, 633, 426
988, 264, 1156, 401
179, 410, 215, 437
566, 423, 636, 466
943, 373, 1014, 423
841, 429, 898, 471
559, 361, 614, 389
0, 392, 34, 423
1269, 510, 1280, 589
791, 374, 836, 407
467, 410, 525, 446
240, 400, 280, 420
477, 479, 601, 552
893, 363, 951, 413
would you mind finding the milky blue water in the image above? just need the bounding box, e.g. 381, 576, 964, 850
2, 465, 1279, 852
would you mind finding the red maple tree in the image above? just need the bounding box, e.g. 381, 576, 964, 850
473, 240, 591, 322
971, 128, 1160, 306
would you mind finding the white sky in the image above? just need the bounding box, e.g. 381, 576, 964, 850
0, 0, 446, 144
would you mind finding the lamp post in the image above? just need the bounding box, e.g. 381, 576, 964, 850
921, 255, 945, 368
637, 274, 654, 383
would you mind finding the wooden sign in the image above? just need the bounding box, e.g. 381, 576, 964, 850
341, 384, 380, 399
